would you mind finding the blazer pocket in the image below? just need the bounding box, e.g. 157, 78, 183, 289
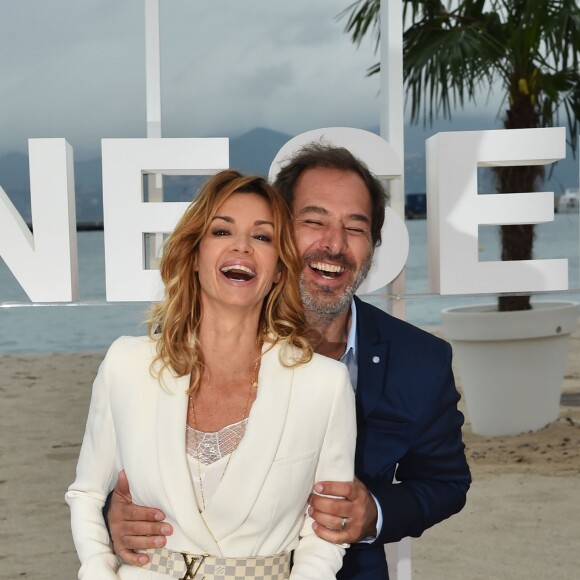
359, 418, 413, 478
248, 450, 318, 553
272, 449, 317, 467
262, 450, 318, 514
246, 449, 319, 550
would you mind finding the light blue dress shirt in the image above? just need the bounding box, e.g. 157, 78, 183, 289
338, 299, 383, 542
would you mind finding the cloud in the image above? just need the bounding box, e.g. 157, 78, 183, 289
157, 0, 382, 138
0, 0, 505, 161
0, 0, 385, 158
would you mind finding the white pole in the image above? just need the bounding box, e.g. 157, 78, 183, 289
145, 0, 164, 267
380, 2, 412, 579
380, 0, 406, 321
145, 0, 162, 140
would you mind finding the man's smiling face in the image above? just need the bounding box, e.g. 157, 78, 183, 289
292, 167, 374, 320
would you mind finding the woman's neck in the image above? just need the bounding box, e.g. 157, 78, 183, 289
198, 310, 262, 371
191, 314, 262, 434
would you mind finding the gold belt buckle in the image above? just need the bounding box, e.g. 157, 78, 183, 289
179, 552, 206, 580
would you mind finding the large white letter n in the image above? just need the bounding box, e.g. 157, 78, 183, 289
0, 139, 78, 302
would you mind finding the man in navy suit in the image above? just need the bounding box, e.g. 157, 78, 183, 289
106, 143, 470, 579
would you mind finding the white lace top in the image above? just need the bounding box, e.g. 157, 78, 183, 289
185, 419, 248, 510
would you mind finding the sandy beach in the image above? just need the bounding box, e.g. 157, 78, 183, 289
1, 325, 579, 579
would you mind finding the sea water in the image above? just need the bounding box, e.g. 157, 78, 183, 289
1, 213, 578, 355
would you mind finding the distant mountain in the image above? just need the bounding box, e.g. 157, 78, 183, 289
0, 153, 103, 223
230, 127, 293, 177
0, 122, 577, 223
0, 152, 32, 221
0, 152, 31, 190
0, 128, 293, 223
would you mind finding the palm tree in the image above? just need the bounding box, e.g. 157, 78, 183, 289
341, 0, 580, 310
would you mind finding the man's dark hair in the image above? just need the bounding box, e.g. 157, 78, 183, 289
273, 142, 389, 247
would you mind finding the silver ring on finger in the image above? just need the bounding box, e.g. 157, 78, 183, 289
340, 516, 348, 531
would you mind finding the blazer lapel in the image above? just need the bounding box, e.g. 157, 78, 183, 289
202, 341, 293, 541
155, 370, 222, 554
354, 296, 391, 418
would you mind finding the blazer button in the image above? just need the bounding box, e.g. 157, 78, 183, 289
372, 356, 380, 363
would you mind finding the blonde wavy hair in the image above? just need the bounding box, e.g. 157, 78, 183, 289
148, 169, 312, 391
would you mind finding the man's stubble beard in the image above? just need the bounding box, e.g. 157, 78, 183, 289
299, 252, 373, 326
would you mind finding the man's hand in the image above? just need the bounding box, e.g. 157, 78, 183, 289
307, 477, 378, 544
106, 470, 173, 565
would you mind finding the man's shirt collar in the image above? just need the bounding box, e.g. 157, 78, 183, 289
342, 298, 357, 360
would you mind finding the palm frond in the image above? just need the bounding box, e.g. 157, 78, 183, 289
339, 0, 580, 138
338, 0, 381, 49
404, 8, 505, 123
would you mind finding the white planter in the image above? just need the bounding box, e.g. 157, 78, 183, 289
442, 301, 579, 436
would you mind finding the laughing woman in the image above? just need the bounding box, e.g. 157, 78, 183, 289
66, 171, 356, 580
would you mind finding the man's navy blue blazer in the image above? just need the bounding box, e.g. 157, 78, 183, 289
338, 297, 471, 580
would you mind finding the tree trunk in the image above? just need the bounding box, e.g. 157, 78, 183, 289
493, 91, 544, 312
499, 222, 534, 311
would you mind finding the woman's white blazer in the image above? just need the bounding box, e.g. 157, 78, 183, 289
66, 336, 356, 580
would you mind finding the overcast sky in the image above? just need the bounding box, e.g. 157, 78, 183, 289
0, 0, 507, 163
0, 0, 380, 159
